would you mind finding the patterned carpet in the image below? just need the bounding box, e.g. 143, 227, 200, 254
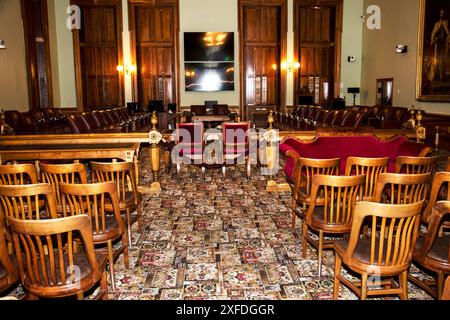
5, 146, 448, 300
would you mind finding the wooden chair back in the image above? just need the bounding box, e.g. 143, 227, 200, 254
8, 215, 101, 297
0, 223, 18, 293
89, 162, 138, 207
345, 201, 424, 272
414, 201, 450, 266
59, 182, 125, 238
421, 172, 450, 223
345, 157, 389, 201
40, 163, 88, 213
0, 184, 58, 235
293, 158, 341, 201
0, 164, 38, 185
373, 173, 430, 205
443, 277, 450, 300
395, 156, 439, 175
307, 175, 365, 229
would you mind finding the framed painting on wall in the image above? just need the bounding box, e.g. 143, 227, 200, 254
417, 0, 450, 102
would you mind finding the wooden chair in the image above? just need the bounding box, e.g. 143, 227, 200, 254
90, 161, 143, 245
373, 173, 430, 205
8, 215, 108, 300
421, 172, 450, 224
333, 201, 425, 300
0, 224, 18, 294
290, 157, 341, 228
222, 122, 251, 178
0, 164, 38, 185
409, 201, 450, 299
174, 123, 205, 177
446, 157, 450, 172
345, 157, 389, 201
394, 156, 439, 175
443, 276, 450, 300
302, 175, 365, 277
40, 163, 88, 215
60, 182, 129, 292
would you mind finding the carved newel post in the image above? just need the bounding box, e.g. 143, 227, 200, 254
415, 109, 426, 143
142, 112, 163, 194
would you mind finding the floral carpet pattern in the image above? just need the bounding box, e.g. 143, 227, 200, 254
5, 147, 448, 300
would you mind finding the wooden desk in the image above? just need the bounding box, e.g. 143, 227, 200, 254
191, 115, 231, 123
0, 142, 141, 183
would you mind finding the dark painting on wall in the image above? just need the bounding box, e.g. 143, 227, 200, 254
417, 0, 450, 102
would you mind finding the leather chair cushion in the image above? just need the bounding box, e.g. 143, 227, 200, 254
415, 237, 450, 262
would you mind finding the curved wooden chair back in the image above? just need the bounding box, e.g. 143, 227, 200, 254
40, 163, 88, 213
59, 182, 125, 237
422, 172, 450, 223
414, 201, 450, 266
89, 162, 138, 207
0, 224, 18, 293
345, 157, 389, 201
443, 277, 450, 300
8, 215, 101, 297
395, 156, 439, 175
373, 173, 430, 205
307, 175, 365, 228
0, 184, 58, 237
293, 158, 341, 202
0, 164, 38, 185
345, 201, 424, 272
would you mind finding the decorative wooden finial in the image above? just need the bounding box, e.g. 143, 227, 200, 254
268, 111, 275, 129
151, 111, 158, 130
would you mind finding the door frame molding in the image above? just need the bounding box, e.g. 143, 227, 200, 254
293, 0, 343, 105
128, 0, 180, 111
238, 0, 288, 120
71, 0, 125, 111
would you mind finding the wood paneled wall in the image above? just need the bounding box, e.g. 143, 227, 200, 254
239, 0, 287, 120
72, 0, 124, 111
129, 0, 179, 111
21, 0, 53, 110
294, 0, 343, 105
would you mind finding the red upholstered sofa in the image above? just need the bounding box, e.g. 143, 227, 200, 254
280, 136, 432, 180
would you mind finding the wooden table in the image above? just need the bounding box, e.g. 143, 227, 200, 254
0, 142, 141, 183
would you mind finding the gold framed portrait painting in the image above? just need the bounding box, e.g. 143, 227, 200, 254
417, 0, 450, 102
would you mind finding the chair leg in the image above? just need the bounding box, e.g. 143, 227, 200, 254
361, 273, 368, 300
137, 203, 143, 234
77, 291, 84, 300
107, 240, 116, 292
302, 223, 308, 258
318, 230, 324, 278
437, 271, 445, 300
247, 158, 251, 178
126, 208, 132, 247
399, 271, 409, 300
333, 255, 342, 300
123, 234, 130, 269
100, 270, 109, 300
222, 166, 226, 178
291, 204, 296, 229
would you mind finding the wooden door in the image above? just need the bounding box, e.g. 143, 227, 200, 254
72, 0, 124, 111
21, 0, 53, 110
239, 1, 287, 120
294, 0, 342, 105
130, 0, 179, 111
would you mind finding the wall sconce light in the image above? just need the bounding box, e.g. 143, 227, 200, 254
0, 40, 6, 49
117, 64, 137, 75
281, 61, 300, 72
395, 45, 408, 54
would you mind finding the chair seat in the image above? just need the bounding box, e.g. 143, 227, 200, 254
91, 215, 121, 242
24, 252, 106, 287
414, 237, 450, 269
309, 207, 353, 233
335, 238, 400, 266
105, 191, 137, 211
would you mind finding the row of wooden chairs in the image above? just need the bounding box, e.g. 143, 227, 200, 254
0, 161, 143, 299
290, 155, 449, 300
